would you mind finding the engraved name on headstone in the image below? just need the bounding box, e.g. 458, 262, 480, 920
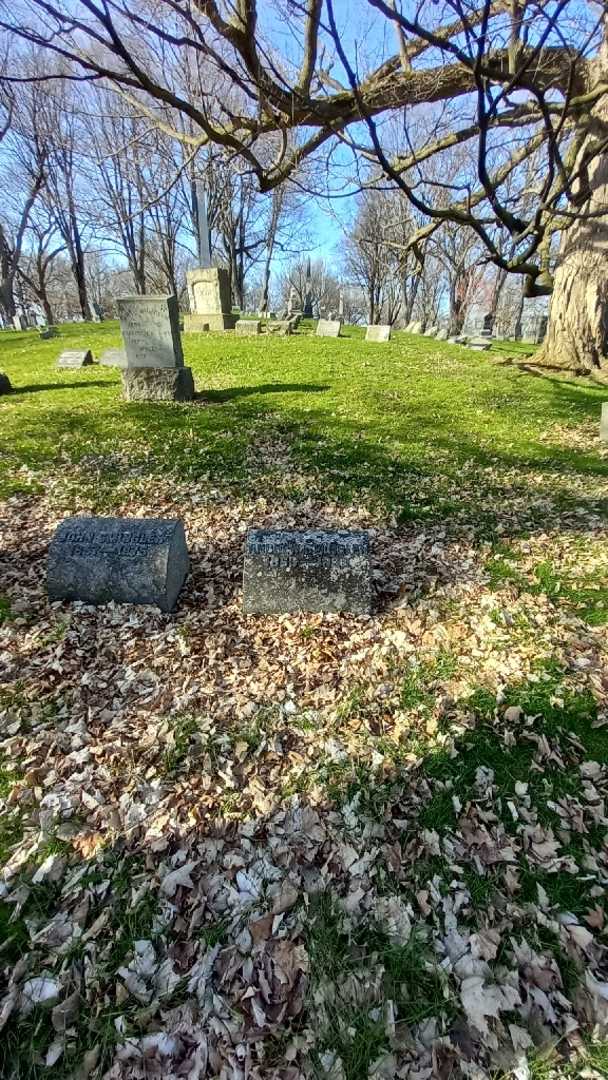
57, 350, 94, 369
243, 528, 372, 614
365, 324, 391, 342
117, 295, 184, 369
48, 516, 189, 611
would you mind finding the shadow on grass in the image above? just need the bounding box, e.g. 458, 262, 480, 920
11, 381, 113, 395
200, 382, 331, 403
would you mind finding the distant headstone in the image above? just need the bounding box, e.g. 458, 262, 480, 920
467, 337, 492, 351
235, 319, 261, 336
0, 373, 12, 395
424, 325, 439, 337
121, 368, 195, 402
184, 267, 236, 332
409, 321, 423, 334
39, 326, 58, 340
243, 529, 372, 615
48, 516, 189, 612
267, 320, 293, 336
435, 329, 449, 341
12, 315, 25, 331
483, 312, 494, 333
365, 324, 391, 342
316, 319, 341, 338
448, 335, 468, 345
600, 403, 608, 442
57, 350, 94, 369
99, 348, 127, 367
117, 295, 184, 369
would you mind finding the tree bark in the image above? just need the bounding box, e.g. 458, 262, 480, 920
534, 44, 608, 371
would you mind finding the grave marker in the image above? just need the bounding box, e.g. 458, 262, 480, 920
0, 373, 12, 394
48, 516, 189, 611
117, 295, 184, 369
365, 324, 391, 342
235, 319, 261, 336
316, 319, 341, 338
57, 350, 94, 369
243, 529, 372, 614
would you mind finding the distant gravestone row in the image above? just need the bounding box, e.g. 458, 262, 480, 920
47, 519, 373, 615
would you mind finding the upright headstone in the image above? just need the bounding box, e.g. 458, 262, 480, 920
235, 319, 261, 336
0, 373, 12, 395
117, 295, 194, 401
482, 312, 494, 334
266, 320, 293, 336
316, 319, 341, 338
435, 328, 449, 341
409, 321, 423, 334
243, 529, 372, 614
600, 403, 608, 442
424, 325, 439, 337
365, 324, 391, 342
12, 315, 25, 331
184, 268, 236, 332
57, 350, 94, 369
48, 516, 189, 612
287, 287, 296, 317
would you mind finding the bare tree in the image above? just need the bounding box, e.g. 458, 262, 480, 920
3, 1, 608, 367
0, 79, 46, 320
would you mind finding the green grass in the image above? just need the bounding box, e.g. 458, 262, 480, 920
0, 321, 606, 533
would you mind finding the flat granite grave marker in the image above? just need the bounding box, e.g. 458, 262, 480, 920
57, 350, 94, 369
365, 324, 391, 342
243, 529, 372, 615
316, 319, 342, 338
48, 516, 189, 611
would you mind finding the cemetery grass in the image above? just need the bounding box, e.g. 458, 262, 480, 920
0, 323, 607, 1078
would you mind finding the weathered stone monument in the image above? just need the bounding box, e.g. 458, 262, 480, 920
0, 373, 12, 395
12, 314, 25, 331
243, 529, 372, 614
424, 325, 439, 337
409, 321, 423, 334
48, 516, 189, 611
235, 319, 261, 336
117, 295, 194, 402
183, 182, 236, 332
316, 318, 342, 338
435, 328, 449, 340
57, 350, 94, 369
365, 324, 391, 342
185, 268, 236, 332
303, 258, 313, 318
266, 319, 293, 336
600, 403, 608, 442
99, 348, 127, 367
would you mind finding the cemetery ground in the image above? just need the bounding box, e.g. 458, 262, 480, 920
1, 322, 608, 1080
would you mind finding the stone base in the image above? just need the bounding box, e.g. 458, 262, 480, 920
183, 312, 236, 332
0, 372, 12, 395
122, 367, 195, 402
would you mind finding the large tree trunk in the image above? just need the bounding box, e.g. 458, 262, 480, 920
534, 47, 608, 371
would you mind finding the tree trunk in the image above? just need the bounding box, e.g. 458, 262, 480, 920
534, 45, 608, 371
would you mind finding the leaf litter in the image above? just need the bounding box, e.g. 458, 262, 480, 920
0, 475, 607, 1079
